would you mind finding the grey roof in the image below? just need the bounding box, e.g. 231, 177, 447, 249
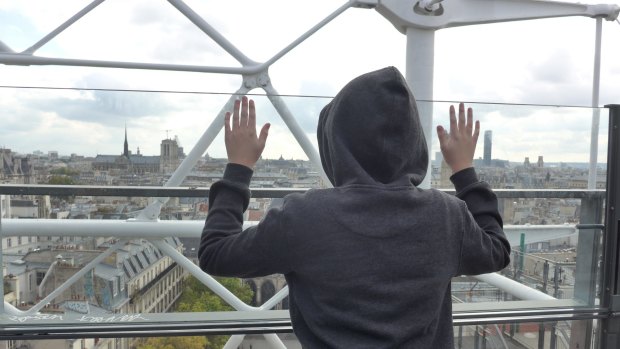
93, 155, 119, 163
95, 263, 123, 281
129, 155, 160, 164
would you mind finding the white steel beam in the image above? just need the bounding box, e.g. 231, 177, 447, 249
263, 1, 354, 68
377, 0, 620, 32
22, 0, 106, 54
22, 239, 129, 315
0, 53, 258, 74
166, 0, 256, 66
588, 18, 603, 190
474, 273, 556, 301
376, 0, 620, 189
137, 87, 250, 221
263, 84, 330, 185
0, 219, 578, 244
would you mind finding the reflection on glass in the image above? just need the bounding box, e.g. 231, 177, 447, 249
454, 320, 595, 349
0, 87, 607, 349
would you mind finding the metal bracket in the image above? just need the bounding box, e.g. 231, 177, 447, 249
243, 72, 271, 90
351, 0, 378, 9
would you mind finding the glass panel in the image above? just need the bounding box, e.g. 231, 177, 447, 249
454, 320, 597, 349
0, 87, 608, 348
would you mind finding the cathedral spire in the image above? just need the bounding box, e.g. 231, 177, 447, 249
123, 123, 129, 157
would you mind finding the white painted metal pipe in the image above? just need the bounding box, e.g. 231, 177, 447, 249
259, 286, 289, 311
23, 0, 106, 54
222, 335, 246, 349
1, 219, 204, 238
138, 88, 249, 220
0, 53, 256, 74
405, 27, 435, 189
0, 219, 577, 244
38, 261, 59, 298
474, 273, 556, 301
165, 90, 248, 188
3, 301, 25, 316
263, 84, 331, 186
167, 0, 256, 66
264, 1, 353, 68
153, 240, 257, 311
264, 334, 288, 349
588, 18, 603, 190
25, 239, 128, 315
0, 217, 575, 302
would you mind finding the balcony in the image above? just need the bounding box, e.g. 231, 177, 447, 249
1, 0, 620, 348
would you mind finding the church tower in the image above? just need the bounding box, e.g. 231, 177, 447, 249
123, 124, 129, 158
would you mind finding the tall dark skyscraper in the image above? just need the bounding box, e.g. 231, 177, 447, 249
483, 130, 492, 166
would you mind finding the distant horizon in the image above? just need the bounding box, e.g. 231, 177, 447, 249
2, 146, 609, 169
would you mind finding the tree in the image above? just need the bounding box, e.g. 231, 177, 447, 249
137, 336, 207, 349
47, 175, 75, 185
137, 276, 254, 349
49, 167, 79, 176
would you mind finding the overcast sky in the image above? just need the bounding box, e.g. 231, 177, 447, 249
1, 0, 620, 165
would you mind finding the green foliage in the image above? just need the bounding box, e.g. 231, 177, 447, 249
137, 336, 207, 349
168, 276, 254, 349
47, 175, 76, 185
177, 276, 253, 312
96, 206, 116, 214
49, 167, 79, 176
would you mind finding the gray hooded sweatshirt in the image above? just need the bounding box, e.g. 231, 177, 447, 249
199, 67, 511, 348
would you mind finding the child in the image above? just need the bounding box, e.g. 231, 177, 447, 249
199, 66, 511, 348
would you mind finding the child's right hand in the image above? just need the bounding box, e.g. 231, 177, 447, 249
436, 102, 480, 174
224, 96, 270, 169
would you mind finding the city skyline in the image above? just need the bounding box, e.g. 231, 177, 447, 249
1, 0, 619, 163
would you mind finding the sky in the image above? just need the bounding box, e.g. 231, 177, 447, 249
1, 0, 620, 166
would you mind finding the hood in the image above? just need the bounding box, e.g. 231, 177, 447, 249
317, 66, 428, 187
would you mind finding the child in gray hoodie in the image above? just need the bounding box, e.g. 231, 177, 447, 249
199, 66, 511, 348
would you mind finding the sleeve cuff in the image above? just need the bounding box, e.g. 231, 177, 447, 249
223, 163, 254, 186
208, 163, 253, 211
449, 167, 479, 193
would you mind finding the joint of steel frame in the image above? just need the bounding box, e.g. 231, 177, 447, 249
0, 40, 14, 53
376, 0, 620, 33
135, 199, 164, 221
243, 72, 271, 90
351, 0, 378, 9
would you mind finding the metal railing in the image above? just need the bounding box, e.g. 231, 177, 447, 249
0, 185, 609, 347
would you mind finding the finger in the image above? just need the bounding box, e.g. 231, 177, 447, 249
240, 96, 248, 126
449, 105, 457, 136
248, 98, 256, 131
232, 99, 240, 130
224, 111, 232, 137
458, 102, 466, 134
258, 123, 270, 149
436, 125, 448, 147
473, 120, 480, 144
466, 107, 473, 134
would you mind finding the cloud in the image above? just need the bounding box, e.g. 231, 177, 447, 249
1, 0, 619, 164
23, 89, 176, 123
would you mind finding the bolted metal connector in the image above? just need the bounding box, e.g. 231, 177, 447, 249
242, 71, 270, 89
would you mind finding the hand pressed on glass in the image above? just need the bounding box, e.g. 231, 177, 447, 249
224, 96, 270, 169
436, 102, 480, 174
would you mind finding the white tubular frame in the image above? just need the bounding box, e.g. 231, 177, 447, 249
0, 0, 617, 347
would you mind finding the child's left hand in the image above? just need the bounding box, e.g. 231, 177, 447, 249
225, 96, 270, 168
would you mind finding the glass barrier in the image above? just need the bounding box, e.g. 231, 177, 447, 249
0, 87, 610, 347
